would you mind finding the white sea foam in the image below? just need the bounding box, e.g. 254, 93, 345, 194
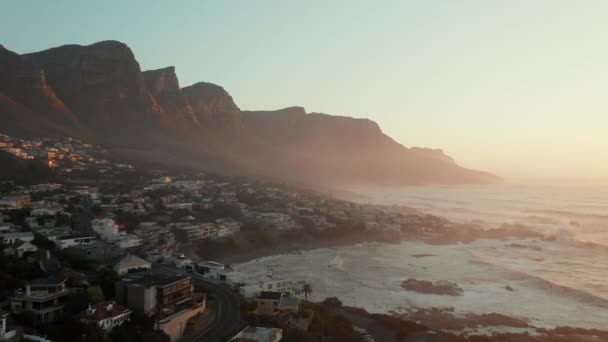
235, 184, 608, 331
234, 240, 608, 330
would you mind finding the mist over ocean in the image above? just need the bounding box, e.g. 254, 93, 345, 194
235, 183, 608, 333
362, 183, 608, 245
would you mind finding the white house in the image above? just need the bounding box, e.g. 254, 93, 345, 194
219, 270, 297, 298
14, 241, 38, 258
197, 261, 225, 279
2, 232, 34, 245
81, 301, 131, 332
256, 213, 297, 231
55, 235, 96, 250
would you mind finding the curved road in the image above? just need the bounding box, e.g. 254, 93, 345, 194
192, 275, 243, 342
152, 264, 243, 341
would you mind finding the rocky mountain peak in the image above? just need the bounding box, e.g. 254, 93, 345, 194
182, 82, 240, 111
0, 40, 498, 186
142, 66, 180, 95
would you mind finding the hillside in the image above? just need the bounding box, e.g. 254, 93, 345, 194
0, 41, 499, 187
0, 151, 59, 185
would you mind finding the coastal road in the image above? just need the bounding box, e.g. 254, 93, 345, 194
152, 264, 243, 341
191, 274, 243, 342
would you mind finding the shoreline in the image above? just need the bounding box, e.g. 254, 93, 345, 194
224, 237, 608, 339
190, 217, 548, 266
213, 232, 400, 265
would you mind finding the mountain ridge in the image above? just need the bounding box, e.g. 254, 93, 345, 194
0, 40, 499, 187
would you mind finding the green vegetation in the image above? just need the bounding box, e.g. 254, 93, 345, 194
114, 210, 141, 233
86, 286, 105, 303
32, 233, 56, 249
244, 298, 365, 342
55, 250, 97, 272
0, 151, 61, 185
301, 283, 313, 302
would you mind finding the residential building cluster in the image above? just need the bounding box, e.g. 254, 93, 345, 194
0, 132, 438, 342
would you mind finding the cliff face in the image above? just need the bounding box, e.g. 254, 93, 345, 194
182, 82, 242, 130
0, 40, 499, 186
23, 41, 162, 141
0, 44, 78, 136
142, 66, 200, 129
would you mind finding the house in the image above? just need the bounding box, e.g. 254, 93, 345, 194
229, 326, 283, 342
25, 217, 40, 228
216, 192, 237, 204
255, 291, 299, 316
154, 294, 207, 342
2, 232, 34, 245
165, 203, 193, 211
173, 223, 216, 240
6, 241, 38, 258
227, 273, 296, 298
10, 275, 70, 322
172, 180, 200, 190
115, 272, 193, 314
63, 241, 123, 263
364, 221, 380, 231
113, 254, 152, 275
215, 218, 241, 238
304, 215, 335, 230
0, 195, 31, 209
256, 213, 297, 230
196, 261, 225, 280
54, 235, 96, 250
383, 223, 402, 233
80, 301, 131, 332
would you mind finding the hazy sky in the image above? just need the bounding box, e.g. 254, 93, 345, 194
2, 0, 607, 182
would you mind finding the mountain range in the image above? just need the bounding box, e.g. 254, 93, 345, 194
0, 40, 498, 187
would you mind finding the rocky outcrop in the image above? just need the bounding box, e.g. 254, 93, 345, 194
142, 66, 200, 128
401, 279, 464, 296
182, 82, 241, 130
0, 44, 77, 135
23, 41, 172, 142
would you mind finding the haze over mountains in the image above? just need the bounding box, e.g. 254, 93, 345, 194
0, 40, 498, 187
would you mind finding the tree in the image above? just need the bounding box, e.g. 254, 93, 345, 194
91, 269, 119, 299
172, 227, 189, 243
302, 283, 313, 302
114, 211, 141, 233
87, 286, 105, 303
32, 233, 55, 249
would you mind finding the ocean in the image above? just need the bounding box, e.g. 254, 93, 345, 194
234, 183, 608, 332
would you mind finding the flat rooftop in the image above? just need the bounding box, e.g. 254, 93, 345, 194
120, 272, 190, 287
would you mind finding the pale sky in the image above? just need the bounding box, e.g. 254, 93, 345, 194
2, 0, 607, 182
